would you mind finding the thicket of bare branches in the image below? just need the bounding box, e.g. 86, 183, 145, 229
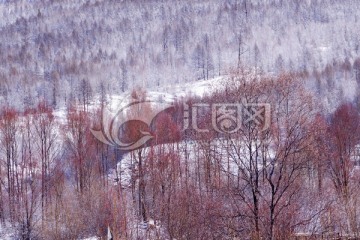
0, 72, 360, 239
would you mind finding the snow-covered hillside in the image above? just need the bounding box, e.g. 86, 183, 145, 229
1, 1, 360, 239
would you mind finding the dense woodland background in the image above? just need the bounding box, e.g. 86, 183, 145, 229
0, 0, 360, 239
0, 0, 360, 109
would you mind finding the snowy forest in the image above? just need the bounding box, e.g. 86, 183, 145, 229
0, 0, 360, 239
